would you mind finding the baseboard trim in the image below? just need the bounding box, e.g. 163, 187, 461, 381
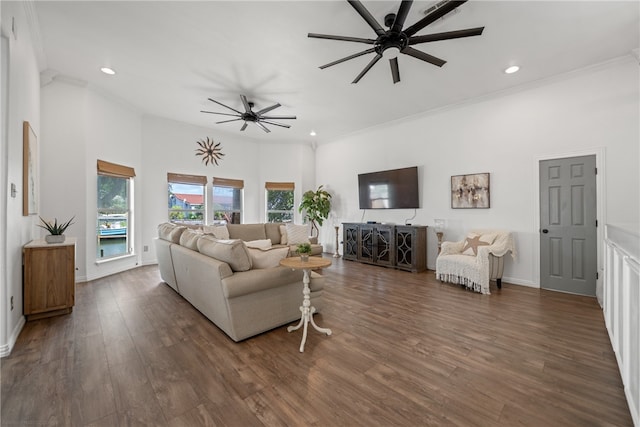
0, 315, 25, 358
502, 276, 538, 288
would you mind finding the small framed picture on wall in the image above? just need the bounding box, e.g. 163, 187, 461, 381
451, 172, 490, 209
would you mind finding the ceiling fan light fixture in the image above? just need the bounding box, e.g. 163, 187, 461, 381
100, 66, 116, 75
504, 65, 520, 74
310, 130, 317, 136
383, 46, 401, 59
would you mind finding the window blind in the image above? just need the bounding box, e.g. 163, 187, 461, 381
212, 177, 244, 189
167, 173, 207, 185
265, 182, 295, 191
97, 160, 136, 178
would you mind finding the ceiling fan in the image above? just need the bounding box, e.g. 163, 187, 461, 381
308, 0, 484, 84
201, 95, 296, 133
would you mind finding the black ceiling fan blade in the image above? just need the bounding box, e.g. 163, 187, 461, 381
401, 46, 446, 67
200, 110, 241, 118
207, 98, 243, 115
409, 27, 484, 45
320, 48, 376, 69
390, 57, 400, 84
347, 0, 386, 36
240, 95, 252, 113
255, 122, 271, 133
308, 33, 375, 44
391, 1, 413, 33
261, 121, 291, 129
352, 53, 382, 84
215, 118, 242, 124
255, 103, 281, 115
404, 0, 468, 37
260, 115, 297, 120
240, 122, 248, 131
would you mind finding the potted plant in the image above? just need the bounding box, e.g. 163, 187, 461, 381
296, 243, 312, 261
38, 216, 75, 244
298, 185, 332, 237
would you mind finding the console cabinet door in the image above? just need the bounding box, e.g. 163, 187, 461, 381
395, 226, 427, 272
343, 224, 359, 261
23, 239, 76, 320
373, 225, 394, 267
358, 225, 375, 263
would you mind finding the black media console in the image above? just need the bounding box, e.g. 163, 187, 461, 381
342, 223, 427, 273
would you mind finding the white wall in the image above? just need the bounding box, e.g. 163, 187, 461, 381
139, 116, 315, 265
0, 2, 41, 356
315, 56, 640, 288
41, 80, 142, 282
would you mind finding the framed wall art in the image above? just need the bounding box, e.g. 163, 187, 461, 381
451, 172, 490, 209
23, 121, 38, 216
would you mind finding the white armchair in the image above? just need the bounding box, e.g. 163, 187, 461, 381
435, 230, 515, 294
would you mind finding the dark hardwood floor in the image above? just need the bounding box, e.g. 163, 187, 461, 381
1, 257, 632, 426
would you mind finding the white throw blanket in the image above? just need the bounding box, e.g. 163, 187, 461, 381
436, 229, 516, 294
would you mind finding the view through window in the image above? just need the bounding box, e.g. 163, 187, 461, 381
213, 177, 243, 224
266, 182, 294, 222
168, 173, 206, 225
97, 160, 134, 260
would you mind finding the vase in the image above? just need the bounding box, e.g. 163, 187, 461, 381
299, 254, 309, 262
45, 234, 65, 244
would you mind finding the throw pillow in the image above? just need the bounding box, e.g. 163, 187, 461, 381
202, 224, 230, 240
158, 222, 187, 244
197, 236, 252, 272
279, 225, 288, 245
244, 239, 272, 250
461, 233, 497, 256
179, 228, 202, 251
247, 247, 290, 269
285, 223, 310, 245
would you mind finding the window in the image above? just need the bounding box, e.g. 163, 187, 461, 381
97, 160, 134, 260
212, 177, 243, 224
266, 182, 294, 223
167, 173, 206, 225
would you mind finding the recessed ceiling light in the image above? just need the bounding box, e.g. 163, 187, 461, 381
310, 130, 317, 136
504, 65, 520, 74
100, 67, 116, 75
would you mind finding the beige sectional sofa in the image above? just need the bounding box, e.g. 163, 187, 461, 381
154, 222, 325, 342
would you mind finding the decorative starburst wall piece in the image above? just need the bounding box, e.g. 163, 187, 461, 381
195, 137, 225, 166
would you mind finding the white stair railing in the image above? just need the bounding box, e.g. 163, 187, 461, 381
604, 224, 639, 427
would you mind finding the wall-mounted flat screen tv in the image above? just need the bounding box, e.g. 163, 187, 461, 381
358, 166, 420, 209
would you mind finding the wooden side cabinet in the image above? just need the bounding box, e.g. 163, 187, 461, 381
23, 238, 76, 321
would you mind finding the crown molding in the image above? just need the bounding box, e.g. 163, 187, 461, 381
22, 0, 47, 70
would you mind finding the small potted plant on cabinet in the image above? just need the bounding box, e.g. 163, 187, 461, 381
296, 243, 312, 262
38, 216, 75, 244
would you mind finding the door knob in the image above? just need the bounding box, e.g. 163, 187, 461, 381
542, 229, 549, 234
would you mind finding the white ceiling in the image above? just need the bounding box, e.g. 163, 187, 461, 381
33, 1, 639, 144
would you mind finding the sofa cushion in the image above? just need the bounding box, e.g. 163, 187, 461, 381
247, 247, 290, 269
179, 228, 202, 251
279, 225, 288, 245
264, 222, 283, 245
202, 224, 230, 240
285, 223, 310, 245
197, 236, 252, 272
461, 232, 497, 256
227, 223, 266, 242
158, 222, 187, 244
245, 239, 272, 250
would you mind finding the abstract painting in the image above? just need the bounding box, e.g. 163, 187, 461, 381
23, 121, 38, 216
451, 173, 490, 209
